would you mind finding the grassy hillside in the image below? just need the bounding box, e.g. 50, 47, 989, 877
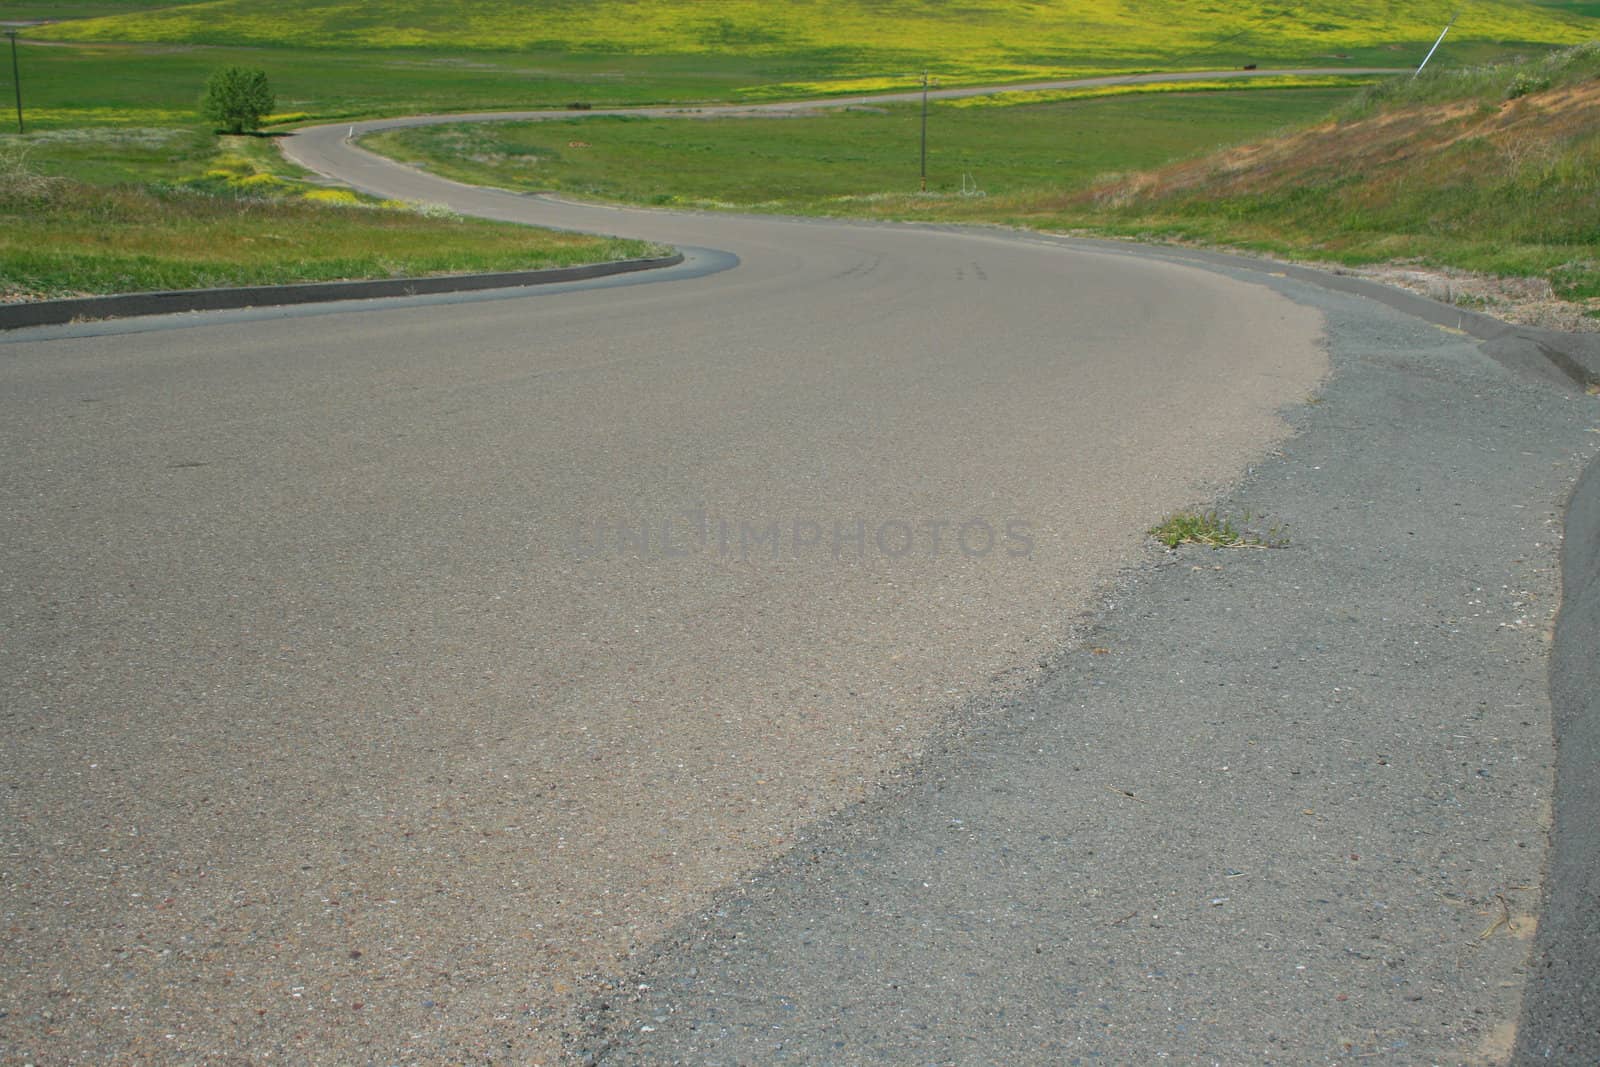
40, 0, 1598, 88
15, 0, 1596, 128
0, 0, 198, 18
1017, 45, 1600, 314
0, 176, 659, 301
364, 82, 1369, 209
0, 131, 662, 301
8, 41, 794, 129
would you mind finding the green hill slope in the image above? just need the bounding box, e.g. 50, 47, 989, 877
1026, 45, 1600, 320
40, 0, 1598, 84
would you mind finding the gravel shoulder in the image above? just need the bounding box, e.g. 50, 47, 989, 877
583, 276, 1600, 1065
1517, 450, 1600, 1064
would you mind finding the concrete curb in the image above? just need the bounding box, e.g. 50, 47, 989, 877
1515, 454, 1600, 1064
0, 253, 684, 330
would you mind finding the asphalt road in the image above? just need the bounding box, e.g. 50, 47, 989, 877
585, 269, 1600, 1067
3, 119, 1327, 1066
3, 77, 1594, 1065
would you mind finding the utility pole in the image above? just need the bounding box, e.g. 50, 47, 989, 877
919, 71, 929, 192
5, 30, 21, 134
1414, 12, 1459, 79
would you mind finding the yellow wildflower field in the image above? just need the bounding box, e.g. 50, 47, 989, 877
44, 0, 1597, 82
941, 74, 1383, 107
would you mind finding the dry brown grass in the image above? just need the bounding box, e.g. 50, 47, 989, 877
1077, 71, 1600, 209
1019, 52, 1600, 319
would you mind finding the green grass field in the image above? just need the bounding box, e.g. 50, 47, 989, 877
0, 0, 204, 18
0, 129, 662, 300
0, 176, 659, 301
1535, 0, 1600, 15
363, 84, 1369, 211
38, 0, 1596, 86
11, 0, 1594, 129
6, 40, 811, 130
12, 0, 1595, 130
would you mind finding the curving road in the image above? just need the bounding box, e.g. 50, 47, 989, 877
12, 71, 1567, 1065
285, 66, 1403, 140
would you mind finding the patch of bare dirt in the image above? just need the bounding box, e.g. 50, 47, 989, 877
1336, 262, 1600, 333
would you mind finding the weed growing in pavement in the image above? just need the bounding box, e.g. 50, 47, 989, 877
1150, 510, 1290, 550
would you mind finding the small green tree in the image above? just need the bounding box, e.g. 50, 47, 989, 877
200, 66, 275, 134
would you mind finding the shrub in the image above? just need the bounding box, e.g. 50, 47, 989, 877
1505, 72, 1549, 100
200, 66, 275, 134
0, 144, 65, 208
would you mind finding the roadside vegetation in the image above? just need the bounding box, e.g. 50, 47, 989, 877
0, 134, 661, 301
1029, 44, 1600, 313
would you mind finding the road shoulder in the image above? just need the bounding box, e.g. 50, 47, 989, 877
578, 278, 1600, 1064
1516, 453, 1600, 1064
